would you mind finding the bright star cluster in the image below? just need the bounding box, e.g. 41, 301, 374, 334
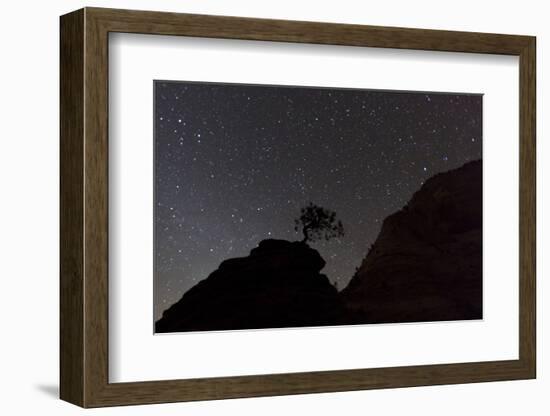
154, 81, 482, 319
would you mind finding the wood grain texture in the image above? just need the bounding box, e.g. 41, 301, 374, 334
59, 8, 84, 407
92, 360, 531, 407
59, 7, 537, 408
83, 10, 110, 406
518, 38, 536, 375
88, 7, 532, 54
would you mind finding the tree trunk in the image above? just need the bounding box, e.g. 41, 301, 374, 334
302, 227, 309, 243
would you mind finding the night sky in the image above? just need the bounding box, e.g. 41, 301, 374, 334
154, 81, 482, 319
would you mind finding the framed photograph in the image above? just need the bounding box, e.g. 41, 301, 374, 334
60, 7, 536, 407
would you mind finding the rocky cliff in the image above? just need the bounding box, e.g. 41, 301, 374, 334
341, 160, 482, 323
156, 239, 346, 332
156, 160, 482, 332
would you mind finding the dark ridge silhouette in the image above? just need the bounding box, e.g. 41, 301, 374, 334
156, 159, 482, 333
342, 159, 482, 323
156, 239, 347, 332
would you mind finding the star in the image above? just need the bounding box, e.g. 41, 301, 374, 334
153, 80, 482, 321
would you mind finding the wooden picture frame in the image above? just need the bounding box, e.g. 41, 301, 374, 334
60, 7, 536, 408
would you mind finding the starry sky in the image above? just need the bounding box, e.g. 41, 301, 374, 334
154, 81, 482, 320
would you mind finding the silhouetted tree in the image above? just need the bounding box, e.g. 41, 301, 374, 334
294, 202, 344, 243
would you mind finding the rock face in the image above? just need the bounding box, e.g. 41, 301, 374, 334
156, 239, 346, 332
156, 160, 482, 332
341, 160, 482, 323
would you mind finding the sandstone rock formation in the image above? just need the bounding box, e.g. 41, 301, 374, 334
156, 160, 482, 332
341, 160, 482, 323
156, 239, 346, 332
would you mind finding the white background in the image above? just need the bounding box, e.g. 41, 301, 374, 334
0, 0, 546, 414
110, 34, 519, 382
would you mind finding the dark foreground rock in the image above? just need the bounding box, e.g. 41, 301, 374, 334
341, 160, 482, 323
157, 160, 483, 332
156, 239, 346, 332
